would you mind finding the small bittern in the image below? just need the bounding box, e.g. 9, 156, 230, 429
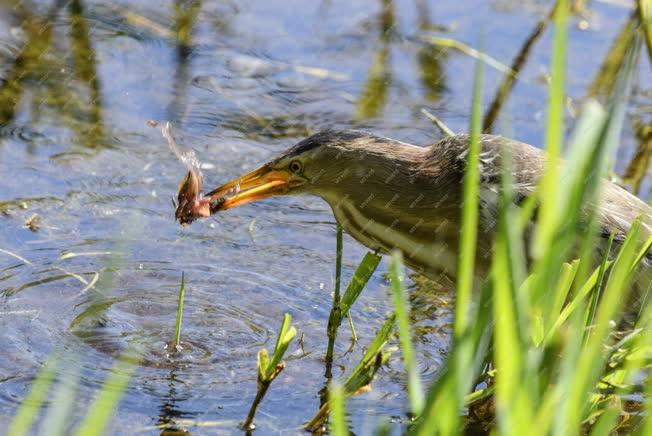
189, 130, 652, 287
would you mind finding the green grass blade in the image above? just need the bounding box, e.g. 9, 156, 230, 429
8, 359, 58, 436
74, 358, 138, 436
328, 382, 349, 436
389, 251, 424, 415
419, 35, 514, 76
172, 271, 186, 349
550, 260, 579, 320
412, 278, 494, 435
340, 316, 395, 397
543, 261, 613, 344
421, 108, 455, 137
533, 0, 567, 259
454, 49, 483, 339
492, 137, 538, 431
558, 221, 644, 433
339, 252, 382, 317
584, 234, 615, 336
266, 313, 296, 380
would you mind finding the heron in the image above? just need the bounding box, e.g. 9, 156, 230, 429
184, 130, 652, 291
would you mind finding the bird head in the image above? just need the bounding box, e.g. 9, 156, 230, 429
205, 130, 416, 212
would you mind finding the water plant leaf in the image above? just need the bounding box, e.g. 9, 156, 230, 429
342, 315, 395, 394
171, 271, 186, 350
328, 382, 349, 436
265, 313, 296, 381
306, 315, 395, 432
389, 251, 424, 415
339, 252, 382, 318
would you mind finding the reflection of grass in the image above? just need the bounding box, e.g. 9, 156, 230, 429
355, 45, 390, 120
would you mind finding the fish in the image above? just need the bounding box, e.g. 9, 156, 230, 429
156, 121, 237, 225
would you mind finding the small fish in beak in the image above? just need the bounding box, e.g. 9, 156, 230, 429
158, 121, 239, 225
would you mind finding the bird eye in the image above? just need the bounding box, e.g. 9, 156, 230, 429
289, 160, 303, 175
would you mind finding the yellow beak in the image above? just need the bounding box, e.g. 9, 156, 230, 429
205, 165, 293, 212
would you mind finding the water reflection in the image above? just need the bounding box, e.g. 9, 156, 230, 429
0, 2, 57, 127
355, 0, 394, 120
415, 0, 446, 102
157, 369, 192, 435
167, 0, 200, 122
68, 0, 106, 148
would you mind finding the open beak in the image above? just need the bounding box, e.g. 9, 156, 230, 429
205, 165, 296, 212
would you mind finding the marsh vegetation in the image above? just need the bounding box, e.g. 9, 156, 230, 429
1, 0, 651, 434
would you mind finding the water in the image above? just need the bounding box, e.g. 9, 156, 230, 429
0, 0, 650, 434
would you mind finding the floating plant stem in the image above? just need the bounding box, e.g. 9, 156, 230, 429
171, 272, 186, 351
243, 313, 296, 431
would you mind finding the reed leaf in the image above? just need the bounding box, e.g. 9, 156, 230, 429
389, 251, 424, 415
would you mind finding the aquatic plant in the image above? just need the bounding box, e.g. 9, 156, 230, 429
327, 1, 652, 434
243, 313, 296, 431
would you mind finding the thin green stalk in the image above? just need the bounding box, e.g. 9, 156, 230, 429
533, 0, 567, 259
557, 221, 643, 433
335, 224, 343, 301
329, 382, 349, 436
585, 233, 615, 338
389, 251, 424, 415
172, 272, 186, 350
326, 225, 344, 376
421, 108, 455, 137
454, 48, 483, 339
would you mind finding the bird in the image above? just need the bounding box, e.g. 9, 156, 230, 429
193, 129, 651, 291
